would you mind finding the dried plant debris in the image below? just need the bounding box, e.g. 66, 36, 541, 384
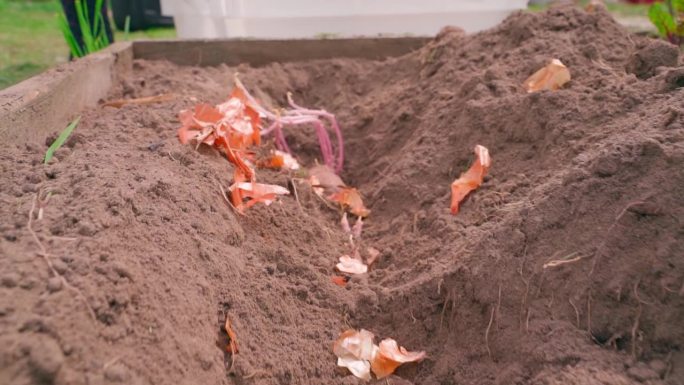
524, 59, 571, 92
333, 329, 426, 380
450, 145, 491, 215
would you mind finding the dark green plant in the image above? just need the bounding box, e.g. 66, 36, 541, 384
648, 0, 684, 45
57, 0, 110, 57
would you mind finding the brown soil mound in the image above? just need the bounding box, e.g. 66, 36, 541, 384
2, 5, 684, 385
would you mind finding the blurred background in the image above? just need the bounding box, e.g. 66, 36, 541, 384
0, 0, 657, 90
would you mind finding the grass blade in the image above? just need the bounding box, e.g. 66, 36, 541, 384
75, 0, 93, 51
58, 0, 111, 57
57, 12, 85, 57
45, 116, 81, 164
92, 0, 109, 49
124, 15, 131, 41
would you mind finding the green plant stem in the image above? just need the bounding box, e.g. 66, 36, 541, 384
58, 0, 110, 58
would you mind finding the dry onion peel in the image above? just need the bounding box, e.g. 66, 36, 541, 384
366, 247, 381, 267
103, 93, 175, 108
234, 77, 344, 173
257, 149, 300, 171
334, 329, 377, 361
333, 329, 375, 380
336, 255, 368, 275
329, 187, 370, 218
371, 339, 426, 379
450, 145, 491, 215
309, 165, 345, 196
308, 165, 370, 217
333, 329, 425, 380
225, 317, 239, 355
177, 82, 297, 213
337, 356, 372, 381
229, 181, 289, 212
524, 59, 571, 93
331, 275, 349, 287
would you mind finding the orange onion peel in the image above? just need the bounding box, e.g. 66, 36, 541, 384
229, 179, 290, 212
329, 187, 370, 218
177, 81, 299, 213
225, 317, 239, 355
450, 145, 491, 215
371, 339, 427, 379
257, 149, 300, 171
331, 275, 349, 287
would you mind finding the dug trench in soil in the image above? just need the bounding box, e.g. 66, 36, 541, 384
1, 4, 684, 385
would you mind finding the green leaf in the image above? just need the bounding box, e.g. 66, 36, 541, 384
92, 0, 107, 46
75, 0, 94, 52
57, 12, 85, 57
649, 3, 677, 38
672, 0, 684, 12
58, 0, 110, 56
124, 15, 131, 41
45, 116, 80, 164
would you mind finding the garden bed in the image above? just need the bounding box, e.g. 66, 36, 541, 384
1, 5, 683, 385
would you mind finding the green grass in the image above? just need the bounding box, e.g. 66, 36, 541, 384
528, 1, 650, 16
0, 0, 174, 90
604, 3, 650, 17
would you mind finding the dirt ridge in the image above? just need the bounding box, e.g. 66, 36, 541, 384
1, 4, 683, 385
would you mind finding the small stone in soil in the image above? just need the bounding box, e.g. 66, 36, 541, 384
20, 318, 48, 333
19, 277, 37, 290
111, 262, 133, 281
28, 337, 65, 382
231, 358, 255, 378
1, 273, 20, 288
147, 141, 165, 151
104, 363, 130, 382
592, 157, 619, 177
627, 363, 660, 381
627, 201, 662, 216
648, 359, 667, 376
625, 39, 680, 80
52, 259, 69, 274
22, 184, 37, 193
78, 221, 97, 236
47, 277, 63, 293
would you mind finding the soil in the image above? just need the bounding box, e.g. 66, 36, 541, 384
2, 4, 684, 385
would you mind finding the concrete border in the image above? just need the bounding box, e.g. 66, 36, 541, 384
133, 37, 430, 67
